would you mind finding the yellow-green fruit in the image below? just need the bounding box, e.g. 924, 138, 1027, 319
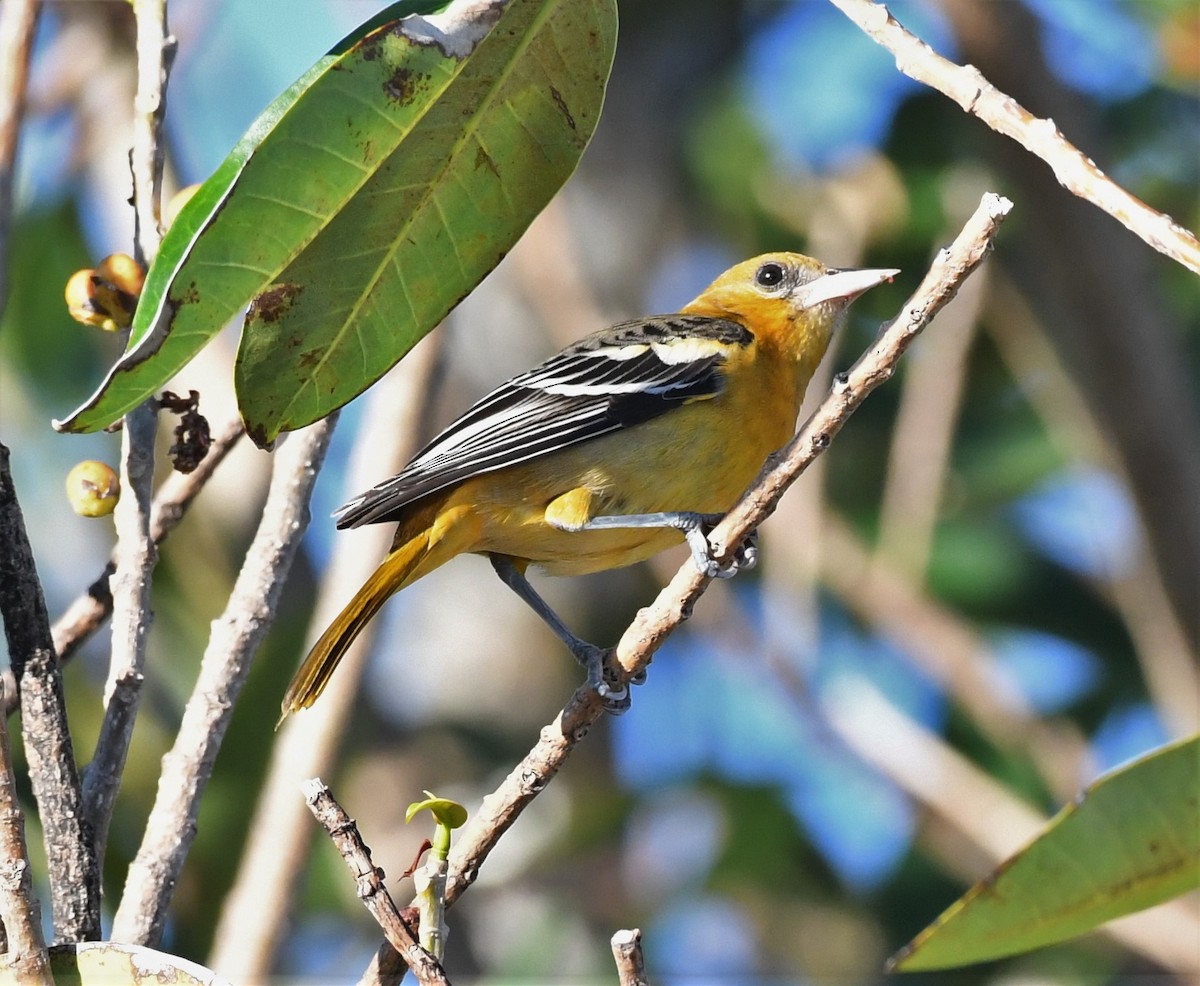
63, 253, 145, 332
95, 252, 146, 298
66, 460, 120, 517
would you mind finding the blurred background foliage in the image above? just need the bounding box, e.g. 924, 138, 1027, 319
0, 0, 1197, 982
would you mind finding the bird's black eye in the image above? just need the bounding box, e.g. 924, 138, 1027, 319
755, 262, 786, 289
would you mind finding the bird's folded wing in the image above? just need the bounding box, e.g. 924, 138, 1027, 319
335, 315, 752, 527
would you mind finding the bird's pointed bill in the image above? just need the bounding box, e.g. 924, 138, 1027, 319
794, 267, 901, 309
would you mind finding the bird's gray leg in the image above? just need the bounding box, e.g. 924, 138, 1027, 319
489, 555, 631, 713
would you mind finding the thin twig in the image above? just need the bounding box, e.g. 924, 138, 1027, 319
826, 0, 1200, 275
435, 194, 1012, 909
0, 680, 52, 985
85, 0, 175, 875
303, 779, 449, 986
0, 444, 99, 943
208, 340, 440, 984
84, 401, 156, 862
110, 418, 336, 947
610, 929, 649, 986
49, 416, 244, 669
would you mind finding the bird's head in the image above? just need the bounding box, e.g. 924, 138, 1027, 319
685, 252, 899, 367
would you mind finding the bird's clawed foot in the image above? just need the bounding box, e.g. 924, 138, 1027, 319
679, 514, 759, 580
570, 642, 639, 714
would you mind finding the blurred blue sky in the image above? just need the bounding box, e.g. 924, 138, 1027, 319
741, 0, 955, 170
1008, 466, 1139, 580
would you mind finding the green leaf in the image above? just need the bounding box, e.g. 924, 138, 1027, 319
55, 0, 617, 448
892, 734, 1200, 971
46, 941, 228, 985
406, 792, 469, 829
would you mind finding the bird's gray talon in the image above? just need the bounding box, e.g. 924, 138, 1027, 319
600, 684, 631, 714
582, 648, 633, 713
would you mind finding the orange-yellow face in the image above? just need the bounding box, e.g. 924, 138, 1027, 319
682, 252, 899, 369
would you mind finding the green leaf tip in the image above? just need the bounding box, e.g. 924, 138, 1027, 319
406, 793, 469, 829
892, 734, 1200, 971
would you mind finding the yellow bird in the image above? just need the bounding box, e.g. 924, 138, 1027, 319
281, 253, 897, 719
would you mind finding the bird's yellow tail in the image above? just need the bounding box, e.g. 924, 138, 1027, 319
279, 502, 480, 722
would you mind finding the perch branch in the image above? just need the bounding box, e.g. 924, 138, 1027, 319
303, 779, 448, 986
110, 418, 335, 947
438, 195, 1012, 907
0, 445, 98, 942
827, 0, 1200, 275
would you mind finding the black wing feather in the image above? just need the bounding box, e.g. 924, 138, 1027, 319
335, 315, 752, 528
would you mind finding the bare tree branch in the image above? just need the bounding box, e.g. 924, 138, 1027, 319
0, 0, 39, 325
209, 341, 440, 982
0, 444, 99, 942
303, 779, 449, 986
110, 418, 336, 947
610, 928, 649, 986
433, 195, 1012, 914
826, 0, 1200, 275
129, 0, 172, 267
84, 0, 176, 874
85, 401, 156, 862
49, 416, 244, 670
0, 680, 52, 985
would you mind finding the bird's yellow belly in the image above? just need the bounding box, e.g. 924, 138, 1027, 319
453, 390, 796, 576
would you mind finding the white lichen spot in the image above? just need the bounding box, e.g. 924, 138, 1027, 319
401, 0, 508, 60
